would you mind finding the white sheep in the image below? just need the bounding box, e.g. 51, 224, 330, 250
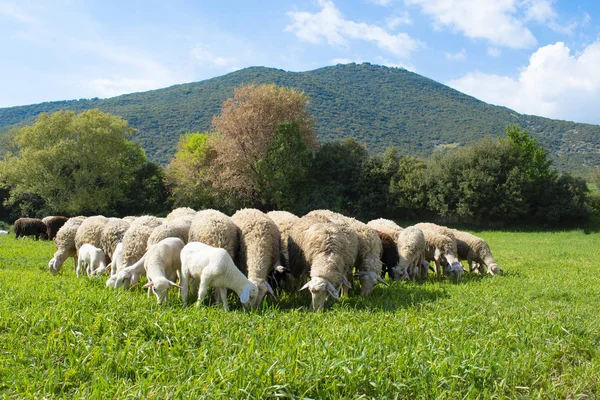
74, 215, 109, 250
120, 215, 163, 268
188, 209, 239, 259
141, 237, 185, 304
366, 218, 403, 239
147, 217, 192, 247
417, 227, 464, 282
452, 229, 503, 275
48, 216, 86, 275
391, 226, 426, 281
76, 243, 107, 278
288, 215, 359, 311
165, 207, 196, 221
180, 241, 258, 310
107, 254, 146, 290
231, 208, 281, 307
307, 210, 385, 296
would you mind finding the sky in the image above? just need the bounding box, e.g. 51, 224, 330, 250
1, 0, 599, 124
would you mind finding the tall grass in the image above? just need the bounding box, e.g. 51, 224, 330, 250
0, 230, 598, 398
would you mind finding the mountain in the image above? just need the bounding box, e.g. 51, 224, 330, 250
1, 63, 599, 172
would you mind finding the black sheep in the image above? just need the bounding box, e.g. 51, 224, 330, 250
45, 216, 69, 240
14, 217, 48, 240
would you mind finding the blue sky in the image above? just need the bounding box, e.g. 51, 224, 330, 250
1, 0, 599, 124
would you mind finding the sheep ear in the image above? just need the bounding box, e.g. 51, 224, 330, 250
299, 282, 311, 292
376, 275, 388, 286
326, 281, 340, 299
275, 265, 287, 274
264, 282, 277, 300
142, 281, 154, 289
240, 287, 250, 304
168, 280, 181, 289
106, 263, 112, 272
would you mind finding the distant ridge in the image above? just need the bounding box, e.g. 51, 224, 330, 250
1, 63, 599, 172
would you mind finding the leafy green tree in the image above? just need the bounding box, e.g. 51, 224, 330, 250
255, 121, 312, 212
166, 132, 219, 210
0, 109, 147, 215
118, 161, 171, 217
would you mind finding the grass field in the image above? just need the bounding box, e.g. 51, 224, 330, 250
0, 229, 599, 399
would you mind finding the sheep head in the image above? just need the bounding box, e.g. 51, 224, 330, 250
354, 271, 387, 296
248, 278, 276, 308
48, 258, 59, 275
488, 263, 503, 275
239, 283, 259, 308
444, 262, 464, 282
299, 277, 339, 311
144, 278, 180, 304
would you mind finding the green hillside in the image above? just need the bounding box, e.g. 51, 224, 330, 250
1, 63, 599, 171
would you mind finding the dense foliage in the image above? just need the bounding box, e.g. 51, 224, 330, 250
0, 110, 168, 218
1, 64, 598, 172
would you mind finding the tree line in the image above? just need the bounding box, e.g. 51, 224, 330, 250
0, 84, 594, 227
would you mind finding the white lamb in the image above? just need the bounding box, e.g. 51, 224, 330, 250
76, 244, 107, 278
141, 237, 185, 304
180, 241, 259, 311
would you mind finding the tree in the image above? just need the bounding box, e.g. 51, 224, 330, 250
0, 109, 148, 215
210, 84, 317, 206
166, 132, 219, 210
255, 121, 312, 212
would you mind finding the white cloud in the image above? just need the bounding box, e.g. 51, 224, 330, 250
447, 41, 600, 123
286, 0, 421, 57
386, 12, 412, 29
487, 47, 501, 57
369, 0, 393, 5
89, 77, 167, 98
0, 2, 36, 23
191, 45, 236, 68
375, 56, 414, 71
404, 0, 537, 49
522, 0, 556, 23
331, 57, 364, 64
445, 48, 466, 61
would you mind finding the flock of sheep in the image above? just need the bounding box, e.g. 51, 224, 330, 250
13, 208, 502, 311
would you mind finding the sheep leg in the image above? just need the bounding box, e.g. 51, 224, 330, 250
196, 279, 210, 307
180, 273, 189, 305
434, 259, 441, 277
218, 287, 229, 311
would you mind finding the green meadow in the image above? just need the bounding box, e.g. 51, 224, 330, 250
0, 229, 598, 399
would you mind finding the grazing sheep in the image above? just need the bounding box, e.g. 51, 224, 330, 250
74, 216, 109, 250
266, 211, 300, 292
0, 230, 8, 235
14, 218, 47, 240
416, 222, 464, 280
231, 208, 281, 307
418, 227, 463, 282
180, 241, 258, 310
42, 216, 56, 225
188, 209, 239, 259
95, 242, 124, 276
391, 226, 426, 281
108, 252, 146, 289
45, 216, 68, 240
377, 231, 399, 279
48, 216, 87, 274
147, 217, 192, 247
121, 216, 163, 269
307, 210, 385, 296
165, 207, 196, 221
452, 230, 503, 276
288, 215, 359, 311
76, 244, 107, 278
266, 210, 299, 266
141, 237, 185, 304
367, 218, 403, 239
100, 218, 130, 261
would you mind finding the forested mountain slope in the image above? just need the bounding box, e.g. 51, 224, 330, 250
1, 63, 598, 171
